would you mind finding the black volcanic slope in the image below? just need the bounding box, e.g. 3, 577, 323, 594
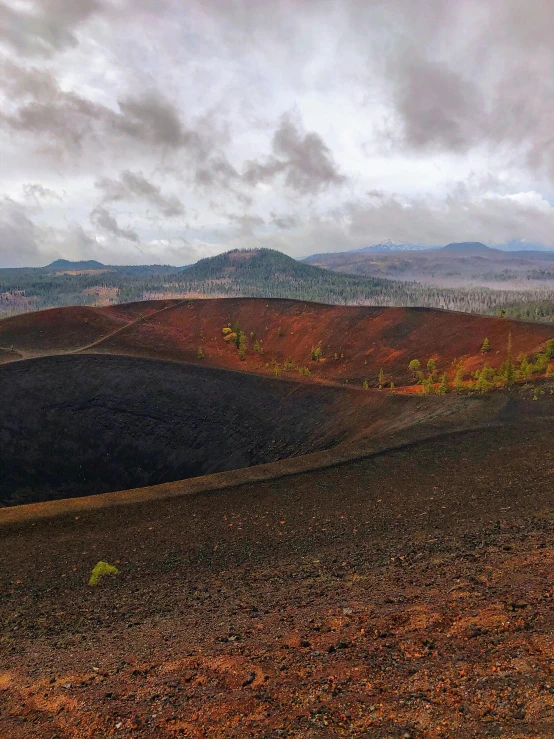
0, 355, 359, 506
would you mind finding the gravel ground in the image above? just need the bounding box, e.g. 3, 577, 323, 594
2, 385, 554, 738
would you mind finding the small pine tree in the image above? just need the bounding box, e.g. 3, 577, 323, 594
197, 347, 204, 359
546, 363, 554, 377
504, 332, 515, 387
545, 339, 554, 360
438, 373, 449, 394
363, 380, 369, 389
534, 353, 549, 373
453, 369, 464, 393
426, 358, 437, 379
421, 377, 434, 394
518, 356, 533, 381
238, 347, 246, 361
476, 372, 493, 394
310, 346, 323, 362
390, 381, 395, 391
408, 359, 421, 378
378, 368, 385, 388
481, 337, 490, 353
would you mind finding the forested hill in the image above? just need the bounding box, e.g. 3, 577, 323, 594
170, 249, 554, 316
177, 248, 396, 302
3, 247, 554, 321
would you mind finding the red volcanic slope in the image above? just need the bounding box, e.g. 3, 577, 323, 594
1, 298, 553, 385
0, 300, 180, 353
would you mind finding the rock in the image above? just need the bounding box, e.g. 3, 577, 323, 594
242, 672, 256, 687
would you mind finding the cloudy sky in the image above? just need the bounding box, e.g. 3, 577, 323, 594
2, 0, 554, 266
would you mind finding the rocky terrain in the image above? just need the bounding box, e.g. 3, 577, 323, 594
1, 298, 554, 737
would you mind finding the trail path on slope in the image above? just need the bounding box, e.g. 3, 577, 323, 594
72, 298, 190, 353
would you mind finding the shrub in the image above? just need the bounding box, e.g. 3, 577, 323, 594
310, 346, 323, 362
89, 561, 119, 587
222, 327, 232, 335
533, 353, 549, 373
438, 373, 449, 394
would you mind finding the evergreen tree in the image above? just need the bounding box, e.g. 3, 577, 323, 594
453, 369, 464, 393
481, 337, 490, 353
378, 368, 385, 388
426, 358, 437, 379
438, 373, 449, 394
408, 359, 421, 378
504, 332, 515, 386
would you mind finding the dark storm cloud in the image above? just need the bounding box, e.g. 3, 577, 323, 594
243, 113, 345, 194
90, 206, 140, 243
0, 0, 103, 57
95, 171, 185, 217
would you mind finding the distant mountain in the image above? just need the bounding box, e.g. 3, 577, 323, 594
45, 259, 106, 270
438, 242, 500, 257
354, 239, 436, 253
497, 240, 554, 252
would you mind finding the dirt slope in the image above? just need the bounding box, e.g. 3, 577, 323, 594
0, 300, 181, 355
2, 298, 552, 385
2, 386, 554, 738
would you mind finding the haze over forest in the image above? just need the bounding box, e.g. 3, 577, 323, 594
3, 1, 554, 268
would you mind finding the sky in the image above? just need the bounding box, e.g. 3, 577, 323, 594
2, 0, 554, 266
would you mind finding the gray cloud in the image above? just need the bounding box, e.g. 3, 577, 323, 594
3, 0, 554, 266
243, 113, 345, 194
22, 183, 62, 203
270, 212, 299, 230
0, 197, 41, 266
90, 206, 140, 243
95, 170, 184, 217
0, 63, 213, 163
0, 0, 103, 57
387, 55, 484, 153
